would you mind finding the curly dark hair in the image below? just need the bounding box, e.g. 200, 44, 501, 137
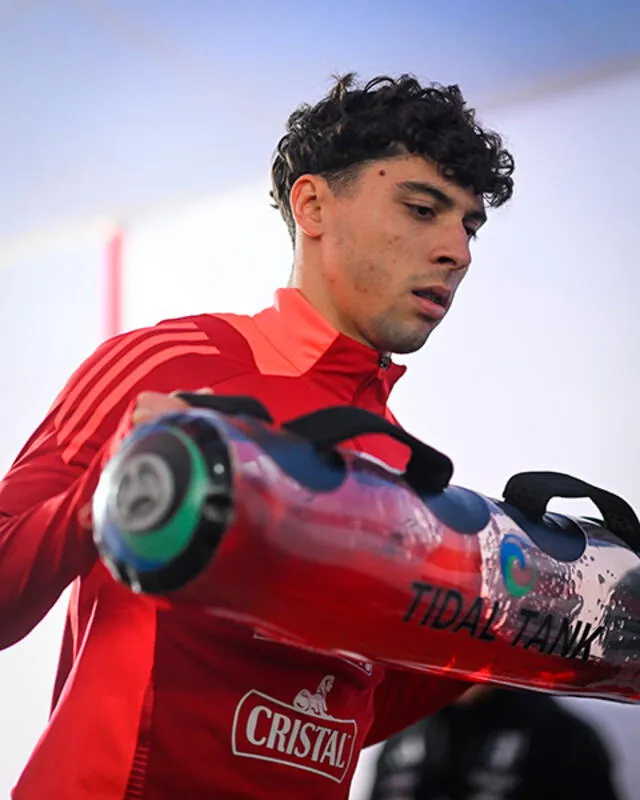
271, 73, 515, 243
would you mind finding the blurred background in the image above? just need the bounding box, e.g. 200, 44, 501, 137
1, 1, 639, 797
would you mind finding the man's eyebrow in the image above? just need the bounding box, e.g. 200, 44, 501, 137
396, 180, 487, 224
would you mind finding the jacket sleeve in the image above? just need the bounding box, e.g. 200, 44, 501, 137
365, 667, 470, 747
0, 319, 225, 649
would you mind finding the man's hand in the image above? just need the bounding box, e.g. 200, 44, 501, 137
84, 389, 214, 532
131, 388, 213, 428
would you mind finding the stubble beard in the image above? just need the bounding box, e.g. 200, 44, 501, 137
366, 311, 434, 355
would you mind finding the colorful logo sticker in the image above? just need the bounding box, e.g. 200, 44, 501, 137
499, 534, 537, 597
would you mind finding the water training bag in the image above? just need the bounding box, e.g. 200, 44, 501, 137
92, 395, 640, 702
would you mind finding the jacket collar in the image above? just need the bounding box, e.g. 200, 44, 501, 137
252, 288, 406, 396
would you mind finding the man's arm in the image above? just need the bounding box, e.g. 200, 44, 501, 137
0, 319, 223, 649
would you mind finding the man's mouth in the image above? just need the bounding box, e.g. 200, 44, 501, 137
411, 286, 451, 309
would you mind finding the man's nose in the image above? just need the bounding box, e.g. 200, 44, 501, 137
430, 223, 472, 271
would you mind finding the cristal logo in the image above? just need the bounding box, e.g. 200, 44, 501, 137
499, 534, 537, 597
231, 675, 357, 783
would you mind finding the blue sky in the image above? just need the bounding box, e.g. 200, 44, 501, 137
1, 0, 638, 240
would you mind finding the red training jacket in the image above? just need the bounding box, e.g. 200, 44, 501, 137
0, 288, 468, 799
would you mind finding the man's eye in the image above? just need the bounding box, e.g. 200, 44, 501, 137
465, 227, 479, 240
407, 204, 435, 219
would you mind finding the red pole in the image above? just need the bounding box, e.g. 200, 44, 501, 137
105, 227, 123, 338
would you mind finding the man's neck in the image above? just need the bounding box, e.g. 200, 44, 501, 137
289, 283, 374, 352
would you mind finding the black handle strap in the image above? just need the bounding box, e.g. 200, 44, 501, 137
283, 406, 452, 495
175, 393, 274, 424
176, 394, 452, 495
503, 470, 640, 552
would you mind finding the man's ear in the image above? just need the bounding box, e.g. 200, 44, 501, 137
290, 174, 329, 239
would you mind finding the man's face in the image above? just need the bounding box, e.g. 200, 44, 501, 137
318, 155, 486, 354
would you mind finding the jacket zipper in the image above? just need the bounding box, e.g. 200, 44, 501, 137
123, 681, 154, 799
352, 352, 390, 408
350, 353, 391, 450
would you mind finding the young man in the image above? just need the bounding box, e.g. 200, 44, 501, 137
0, 73, 514, 799
367, 686, 620, 800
